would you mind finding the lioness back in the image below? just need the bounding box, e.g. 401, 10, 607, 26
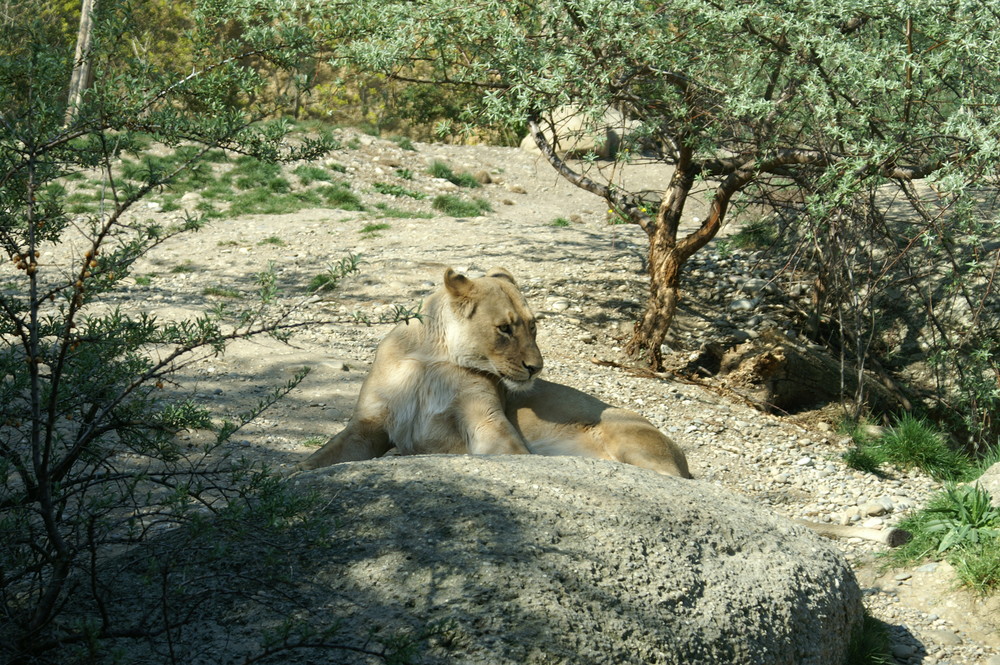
506, 379, 692, 478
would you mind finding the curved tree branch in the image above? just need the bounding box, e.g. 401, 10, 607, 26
527, 118, 653, 233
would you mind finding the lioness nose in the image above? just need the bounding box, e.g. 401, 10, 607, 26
523, 361, 543, 377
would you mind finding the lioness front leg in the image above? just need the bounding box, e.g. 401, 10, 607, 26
298, 419, 391, 470
467, 419, 531, 455
463, 399, 531, 456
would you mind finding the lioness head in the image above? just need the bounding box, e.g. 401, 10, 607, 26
440, 267, 543, 390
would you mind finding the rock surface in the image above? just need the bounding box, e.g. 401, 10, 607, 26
519, 105, 637, 159
291, 455, 863, 665
978, 462, 1000, 507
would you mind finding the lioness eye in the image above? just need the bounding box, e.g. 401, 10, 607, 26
498, 324, 513, 336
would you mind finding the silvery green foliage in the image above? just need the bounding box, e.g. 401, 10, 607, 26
341, 0, 1000, 171
340, 0, 1000, 439
0, 2, 337, 661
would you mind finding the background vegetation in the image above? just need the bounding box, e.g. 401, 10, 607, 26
331, 0, 1000, 455
2, 0, 999, 661
0, 1, 348, 661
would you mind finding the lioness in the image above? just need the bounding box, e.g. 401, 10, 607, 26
300, 267, 691, 477
299, 267, 908, 547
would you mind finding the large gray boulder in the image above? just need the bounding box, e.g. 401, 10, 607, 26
977, 461, 1000, 507
293, 455, 863, 665
520, 106, 638, 159
73, 456, 863, 664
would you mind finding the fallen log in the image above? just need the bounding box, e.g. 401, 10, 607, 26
795, 519, 913, 548
716, 329, 902, 414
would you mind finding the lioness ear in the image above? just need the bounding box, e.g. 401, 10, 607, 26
443, 268, 474, 298
486, 267, 517, 285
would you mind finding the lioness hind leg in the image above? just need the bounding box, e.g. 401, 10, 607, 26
598, 410, 692, 479
297, 421, 392, 470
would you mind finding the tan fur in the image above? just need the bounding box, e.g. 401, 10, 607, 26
299, 267, 690, 477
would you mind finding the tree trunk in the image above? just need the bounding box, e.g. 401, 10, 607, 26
65, 0, 97, 124
629, 239, 683, 369
627, 158, 760, 368
625, 150, 695, 370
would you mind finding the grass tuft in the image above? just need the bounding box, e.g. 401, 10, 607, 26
841, 414, 973, 481
730, 217, 778, 249
293, 164, 333, 185
952, 542, 1000, 595
373, 204, 433, 219
317, 184, 365, 211
428, 160, 480, 188
431, 194, 491, 217
844, 613, 893, 665
360, 222, 391, 236
372, 182, 426, 199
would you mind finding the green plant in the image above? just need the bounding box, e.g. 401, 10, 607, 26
195, 200, 224, 219
978, 444, 1000, 474
0, 2, 338, 661
844, 613, 892, 665
432, 194, 491, 217
551, 217, 570, 227
714, 238, 732, 258
293, 163, 333, 185
730, 217, 778, 249
428, 160, 480, 188
317, 183, 365, 211
841, 415, 973, 481
171, 261, 197, 273
606, 208, 629, 225
373, 182, 426, 199
360, 222, 391, 236
841, 446, 884, 476
951, 542, 1000, 595
229, 155, 289, 192
924, 485, 999, 554
301, 435, 327, 448
374, 204, 433, 219
65, 189, 100, 213
930, 337, 1000, 453
393, 136, 416, 150
882, 416, 972, 480
119, 147, 223, 197
308, 254, 362, 293
259, 236, 287, 246
227, 189, 323, 217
